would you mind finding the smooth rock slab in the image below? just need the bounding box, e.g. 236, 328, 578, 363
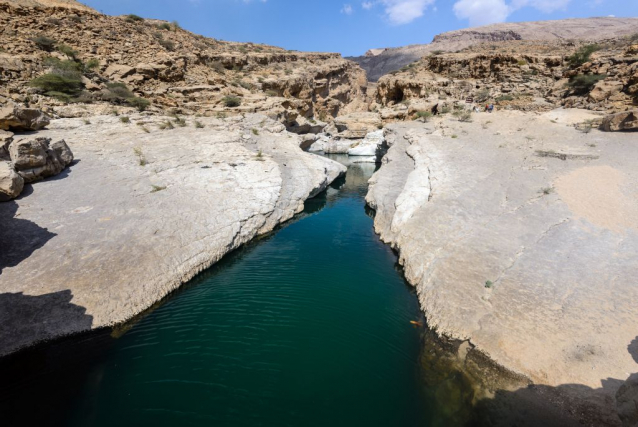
367, 110, 638, 423
0, 113, 345, 356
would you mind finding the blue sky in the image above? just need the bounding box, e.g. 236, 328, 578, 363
82, 0, 638, 56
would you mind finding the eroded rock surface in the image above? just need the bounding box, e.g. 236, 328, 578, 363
0, 103, 50, 131
366, 110, 638, 423
0, 113, 345, 356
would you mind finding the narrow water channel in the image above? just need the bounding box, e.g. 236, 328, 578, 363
0, 157, 474, 426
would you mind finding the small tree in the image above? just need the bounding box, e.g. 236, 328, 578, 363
567, 44, 600, 68
568, 74, 606, 94
223, 96, 241, 108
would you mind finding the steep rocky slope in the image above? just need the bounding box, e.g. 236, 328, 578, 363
349, 17, 638, 81
1, 0, 94, 12
0, 2, 367, 125
373, 38, 638, 118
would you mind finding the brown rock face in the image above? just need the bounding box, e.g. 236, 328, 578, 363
0, 3, 367, 123
0, 104, 51, 131
0, 0, 95, 12
602, 111, 638, 132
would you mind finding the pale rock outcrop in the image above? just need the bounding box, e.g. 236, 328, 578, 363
602, 111, 638, 132
334, 112, 382, 139
347, 129, 385, 158
9, 137, 73, 183
589, 80, 624, 103
0, 113, 345, 356
0, 160, 23, 201
366, 110, 638, 424
0, 104, 50, 131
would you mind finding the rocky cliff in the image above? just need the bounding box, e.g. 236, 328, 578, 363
373, 38, 638, 117
0, 2, 367, 125
349, 17, 638, 81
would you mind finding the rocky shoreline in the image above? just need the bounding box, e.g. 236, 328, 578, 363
366, 109, 638, 425
0, 113, 345, 356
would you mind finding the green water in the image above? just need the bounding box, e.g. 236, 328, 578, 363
0, 158, 465, 426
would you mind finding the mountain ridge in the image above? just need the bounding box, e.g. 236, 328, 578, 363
349, 17, 638, 81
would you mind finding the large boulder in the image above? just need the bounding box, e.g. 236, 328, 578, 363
601, 111, 638, 132
588, 80, 623, 102
0, 130, 13, 160
616, 375, 638, 427
0, 160, 24, 202
0, 104, 51, 132
9, 137, 74, 183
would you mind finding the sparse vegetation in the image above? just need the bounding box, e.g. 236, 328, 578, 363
46, 17, 62, 26
265, 90, 278, 97
496, 94, 514, 102
431, 50, 445, 55
158, 38, 175, 51
451, 134, 458, 139
540, 187, 555, 195
208, 61, 225, 73
137, 123, 151, 133
252, 128, 259, 135
83, 119, 91, 125
194, 121, 205, 129
159, 120, 174, 130
475, 88, 491, 103
485, 281, 494, 289
568, 74, 606, 94
255, 150, 264, 161
567, 44, 600, 68
120, 116, 130, 124
223, 96, 241, 108
216, 112, 227, 119
156, 22, 172, 31
57, 44, 78, 60
151, 185, 167, 193
101, 82, 150, 111
172, 115, 187, 127
414, 111, 432, 121
517, 60, 527, 66
133, 147, 147, 166
31, 35, 56, 51
452, 109, 472, 122
125, 14, 144, 23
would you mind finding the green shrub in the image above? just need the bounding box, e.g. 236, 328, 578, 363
496, 94, 514, 102
172, 115, 187, 127
414, 111, 432, 121
517, 60, 527, 66
29, 73, 83, 99
194, 121, 204, 129
265, 90, 278, 97
57, 44, 78, 60
568, 74, 606, 94
46, 17, 62, 25
223, 96, 241, 107
475, 88, 490, 103
84, 58, 100, 72
172, 21, 181, 31
125, 14, 144, 23
453, 109, 472, 122
630, 33, 638, 42
567, 44, 600, 68
432, 50, 445, 55
208, 61, 225, 73
120, 116, 130, 124
31, 35, 56, 51
128, 97, 150, 112
158, 38, 175, 51
68, 15, 82, 23
156, 22, 171, 30
251, 128, 259, 135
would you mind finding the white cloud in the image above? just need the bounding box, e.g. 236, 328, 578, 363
341, 3, 354, 14
453, 0, 510, 26
454, 0, 573, 26
362, 1, 375, 10
381, 0, 436, 25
